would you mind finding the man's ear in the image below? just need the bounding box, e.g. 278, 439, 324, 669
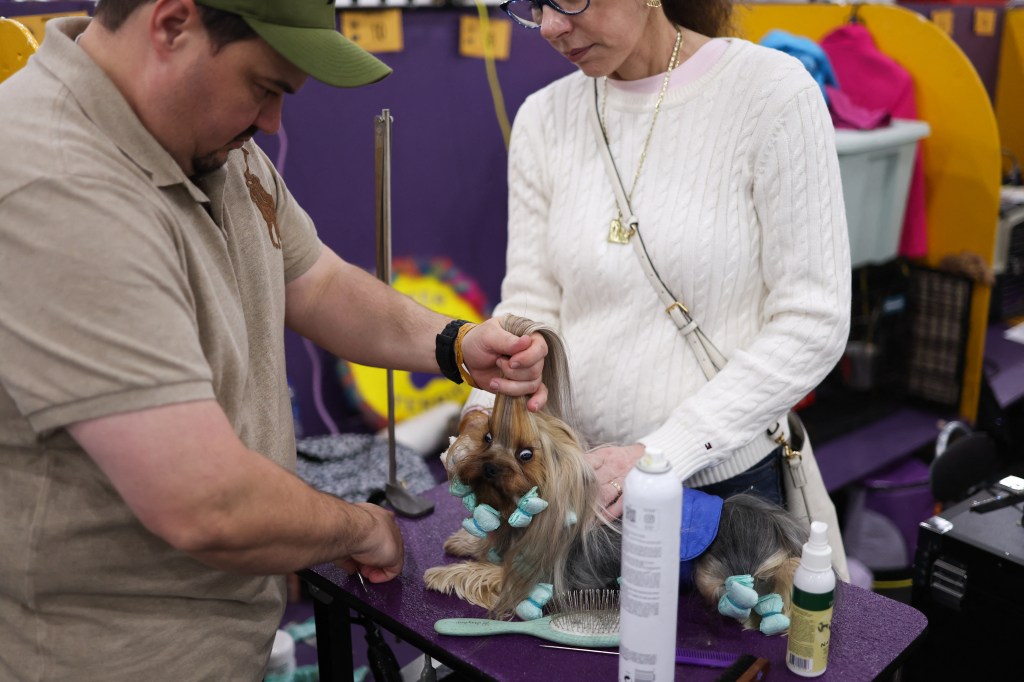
148, 0, 202, 57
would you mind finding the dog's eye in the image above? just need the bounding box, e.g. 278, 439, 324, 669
517, 448, 533, 462
484, 432, 492, 444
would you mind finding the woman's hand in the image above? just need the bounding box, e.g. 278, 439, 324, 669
586, 443, 646, 520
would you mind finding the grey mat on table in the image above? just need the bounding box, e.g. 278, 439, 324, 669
297, 433, 438, 503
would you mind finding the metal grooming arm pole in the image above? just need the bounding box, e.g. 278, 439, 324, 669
374, 109, 434, 518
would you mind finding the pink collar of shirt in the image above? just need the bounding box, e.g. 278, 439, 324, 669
607, 38, 730, 95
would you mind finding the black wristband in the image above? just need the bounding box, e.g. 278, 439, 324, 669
436, 319, 471, 384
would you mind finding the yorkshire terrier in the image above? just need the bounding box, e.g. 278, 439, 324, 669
424, 315, 810, 633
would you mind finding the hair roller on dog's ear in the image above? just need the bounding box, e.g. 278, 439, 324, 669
755, 593, 789, 635
508, 486, 549, 527
718, 574, 758, 621
462, 504, 501, 538
514, 582, 553, 621
449, 477, 477, 511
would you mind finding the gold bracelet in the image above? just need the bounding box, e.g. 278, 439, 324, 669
454, 322, 478, 388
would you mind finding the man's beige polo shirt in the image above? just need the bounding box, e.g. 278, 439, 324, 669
0, 18, 323, 680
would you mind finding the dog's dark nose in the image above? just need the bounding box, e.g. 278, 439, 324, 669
483, 462, 499, 479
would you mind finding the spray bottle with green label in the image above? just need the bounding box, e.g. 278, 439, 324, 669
786, 520, 835, 677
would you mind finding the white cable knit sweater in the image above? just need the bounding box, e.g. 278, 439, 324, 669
465, 39, 851, 486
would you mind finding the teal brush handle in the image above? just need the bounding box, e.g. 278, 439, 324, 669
434, 616, 619, 648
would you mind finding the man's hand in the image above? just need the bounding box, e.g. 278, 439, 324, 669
586, 443, 646, 520
334, 502, 404, 583
461, 318, 548, 412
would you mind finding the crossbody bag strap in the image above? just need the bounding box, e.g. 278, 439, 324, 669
587, 79, 726, 381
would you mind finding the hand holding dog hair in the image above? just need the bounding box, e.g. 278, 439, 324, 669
460, 319, 548, 412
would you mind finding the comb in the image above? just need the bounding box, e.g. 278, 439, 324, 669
539, 643, 740, 668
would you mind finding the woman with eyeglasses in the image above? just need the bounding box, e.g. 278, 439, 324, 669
465, 0, 852, 579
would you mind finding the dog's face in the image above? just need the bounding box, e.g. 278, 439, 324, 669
446, 405, 550, 515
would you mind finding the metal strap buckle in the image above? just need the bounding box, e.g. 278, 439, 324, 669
666, 301, 689, 317
775, 433, 801, 461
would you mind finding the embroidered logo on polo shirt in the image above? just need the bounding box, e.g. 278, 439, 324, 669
242, 147, 282, 249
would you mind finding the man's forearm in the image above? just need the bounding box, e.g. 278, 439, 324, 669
171, 453, 380, 573
285, 247, 447, 373
70, 400, 398, 576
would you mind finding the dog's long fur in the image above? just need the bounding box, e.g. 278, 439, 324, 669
694, 493, 808, 626
424, 315, 620, 617
424, 315, 810, 630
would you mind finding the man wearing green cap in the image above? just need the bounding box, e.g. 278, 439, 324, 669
0, 1, 548, 678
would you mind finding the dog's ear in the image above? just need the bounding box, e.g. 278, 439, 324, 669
457, 409, 490, 440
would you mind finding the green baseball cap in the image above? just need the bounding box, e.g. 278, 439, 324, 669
196, 0, 391, 87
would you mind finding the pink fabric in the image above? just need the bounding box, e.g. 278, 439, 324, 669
611, 38, 730, 95
821, 24, 928, 259
827, 85, 891, 130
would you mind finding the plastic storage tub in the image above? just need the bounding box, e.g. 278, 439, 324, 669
835, 119, 931, 267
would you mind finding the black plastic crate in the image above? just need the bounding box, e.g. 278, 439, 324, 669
904, 266, 973, 409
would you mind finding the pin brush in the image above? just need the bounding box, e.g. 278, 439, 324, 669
434, 589, 620, 647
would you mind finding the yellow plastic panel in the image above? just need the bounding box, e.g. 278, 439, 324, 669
0, 18, 38, 84
996, 9, 1024, 176
735, 4, 1002, 420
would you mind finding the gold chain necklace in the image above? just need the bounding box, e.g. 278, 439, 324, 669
601, 30, 683, 244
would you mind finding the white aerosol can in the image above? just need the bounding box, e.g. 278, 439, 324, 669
786, 520, 836, 677
619, 447, 682, 682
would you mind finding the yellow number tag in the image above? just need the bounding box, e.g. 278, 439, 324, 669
931, 10, 954, 38
459, 15, 511, 61
973, 8, 996, 37
340, 10, 403, 53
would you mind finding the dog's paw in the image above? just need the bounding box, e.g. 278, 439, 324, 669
443, 528, 483, 558
423, 562, 503, 610
423, 565, 455, 595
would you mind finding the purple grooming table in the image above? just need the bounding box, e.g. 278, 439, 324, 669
301, 485, 927, 681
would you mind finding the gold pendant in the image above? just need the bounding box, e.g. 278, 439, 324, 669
608, 217, 633, 244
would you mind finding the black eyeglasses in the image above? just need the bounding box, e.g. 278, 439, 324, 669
499, 0, 591, 30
